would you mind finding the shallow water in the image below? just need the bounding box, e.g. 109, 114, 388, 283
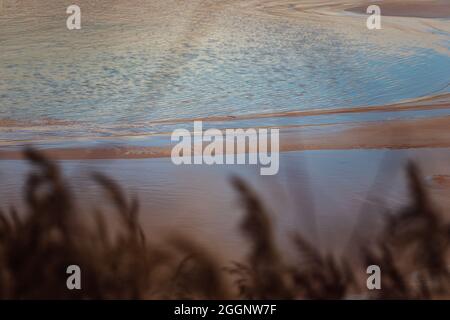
1, 148, 449, 257
0, 0, 449, 144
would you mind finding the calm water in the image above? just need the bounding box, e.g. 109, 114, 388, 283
0, 1, 449, 144
1, 148, 449, 257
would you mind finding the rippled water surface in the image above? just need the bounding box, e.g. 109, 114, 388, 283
0, 0, 449, 141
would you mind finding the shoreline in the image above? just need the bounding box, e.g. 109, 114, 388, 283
345, 0, 450, 19
124, 93, 450, 125
1, 92, 449, 148
1, 92, 448, 130
1, 115, 450, 160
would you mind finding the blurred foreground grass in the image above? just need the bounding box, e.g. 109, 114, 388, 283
0, 149, 448, 299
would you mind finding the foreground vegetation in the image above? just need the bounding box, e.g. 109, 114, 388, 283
0, 149, 448, 299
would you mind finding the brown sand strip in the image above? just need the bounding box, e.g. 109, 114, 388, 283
1, 116, 450, 160
347, 0, 450, 18
281, 115, 450, 151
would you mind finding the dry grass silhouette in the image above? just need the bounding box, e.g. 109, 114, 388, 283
0, 149, 448, 299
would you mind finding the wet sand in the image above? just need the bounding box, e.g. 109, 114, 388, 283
1, 91, 450, 159
1, 112, 450, 160
347, 0, 450, 19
